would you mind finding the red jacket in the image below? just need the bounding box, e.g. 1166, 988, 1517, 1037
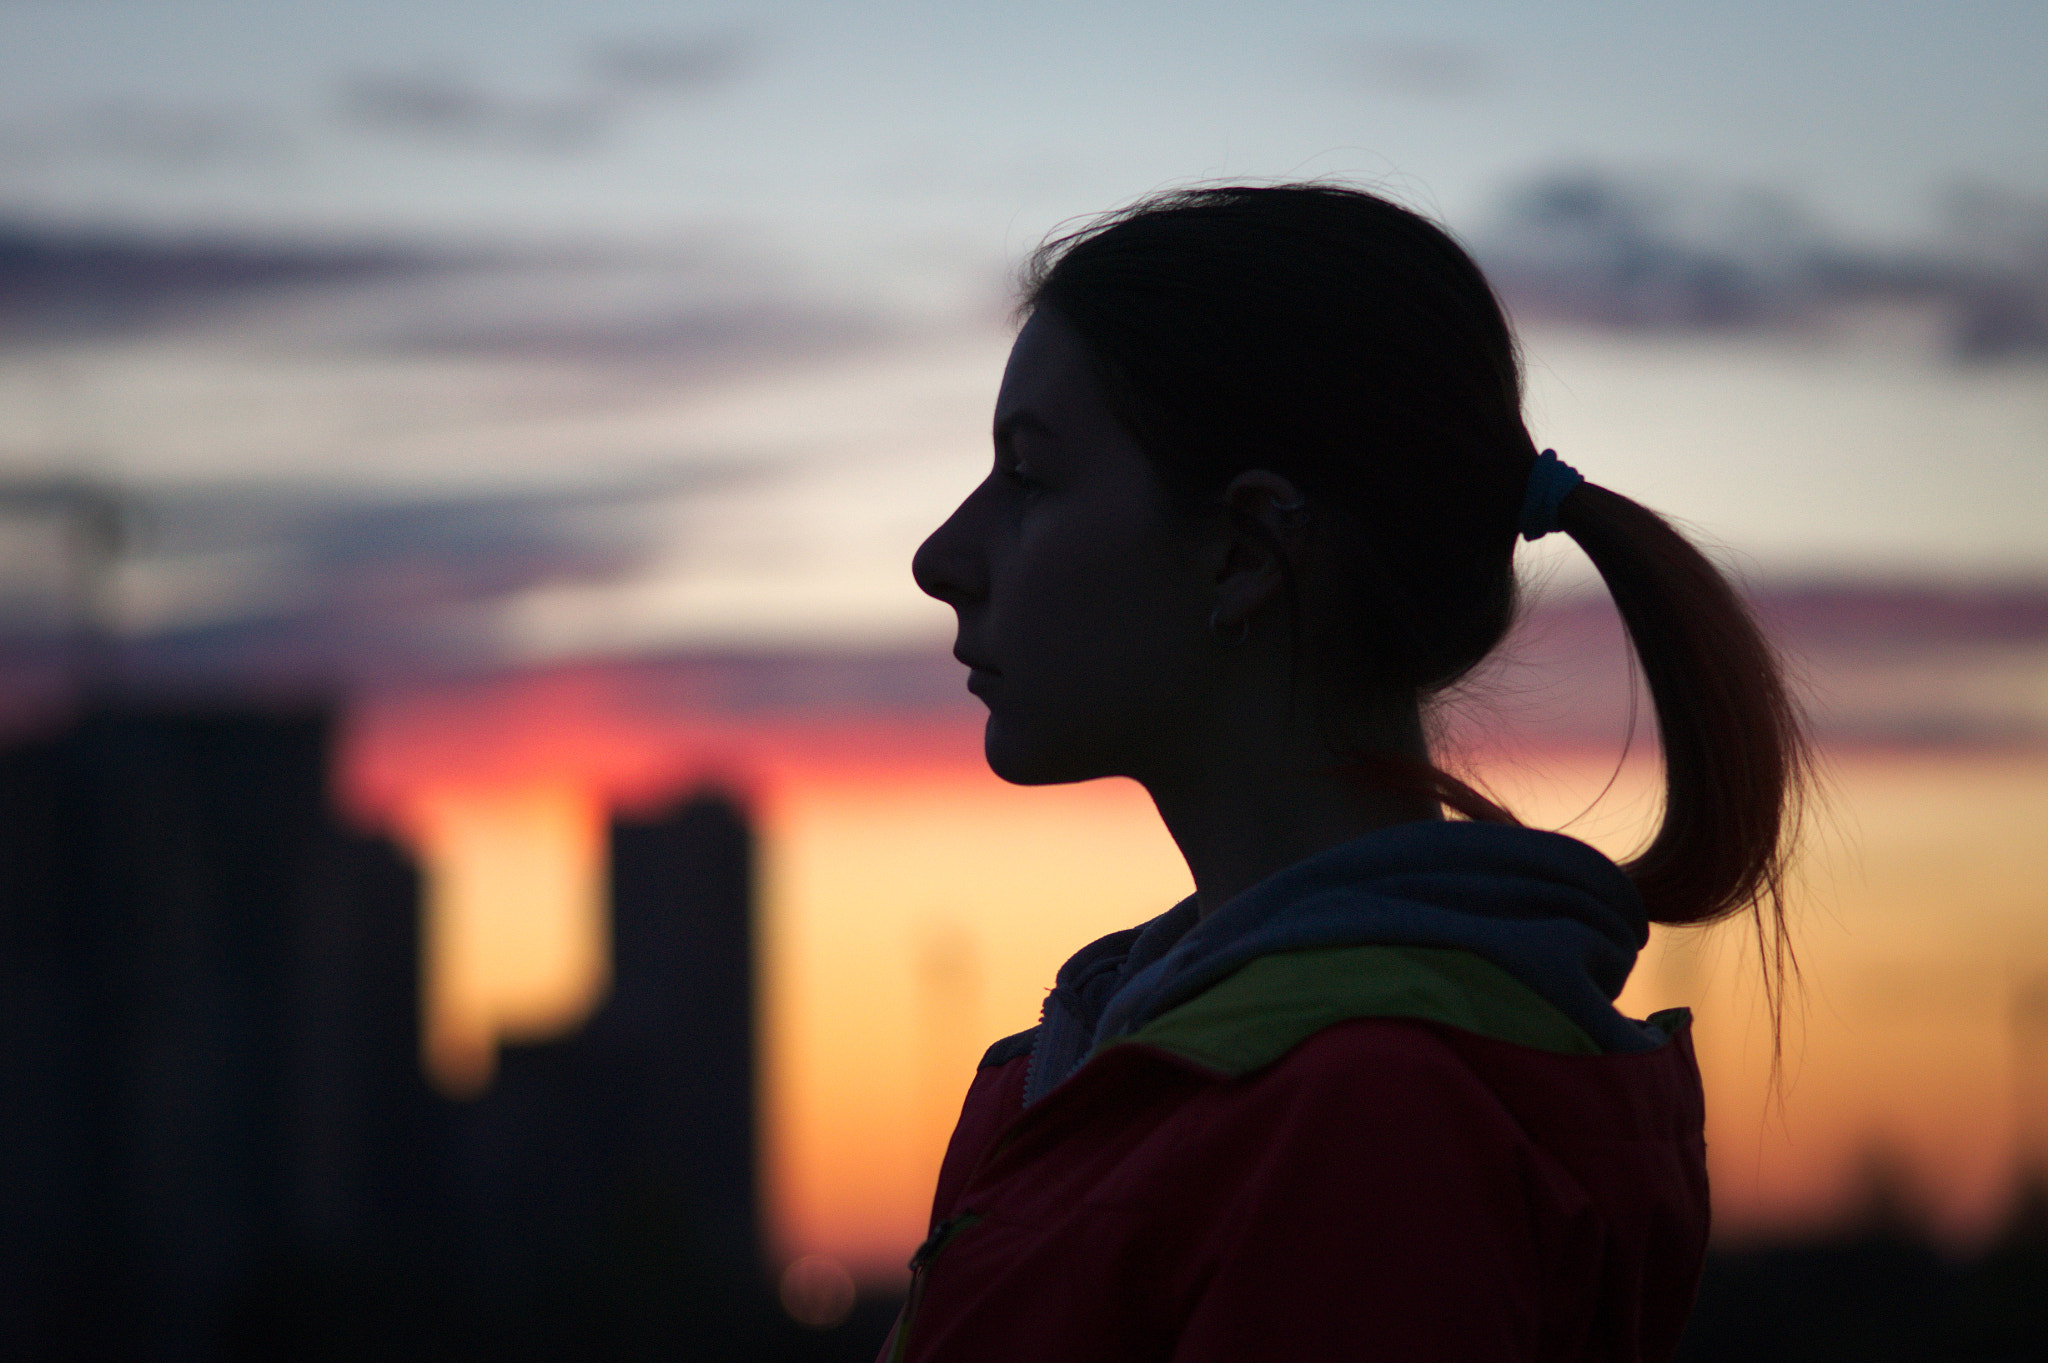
881, 944, 1709, 1362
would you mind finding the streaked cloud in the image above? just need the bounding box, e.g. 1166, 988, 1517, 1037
0, 98, 294, 172
337, 29, 757, 155
585, 30, 754, 95
1476, 168, 2048, 358
0, 226, 435, 339
1345, 39, 1496, 98
336, 68, 614, 153
0, 473, 753, 692
1449, 583, 2048, 755
0, 228, 884, 365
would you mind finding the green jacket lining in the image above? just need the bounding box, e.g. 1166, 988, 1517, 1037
1105, 944, 1684, 1077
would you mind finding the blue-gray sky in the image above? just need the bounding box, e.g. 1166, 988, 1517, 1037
2, 0, 2045, 675
4, 0, 2045, 256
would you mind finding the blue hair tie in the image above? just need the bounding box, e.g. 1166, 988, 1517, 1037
1518, 449, 1584, 542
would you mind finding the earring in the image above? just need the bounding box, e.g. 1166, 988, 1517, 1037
1208, 607, 1252, 647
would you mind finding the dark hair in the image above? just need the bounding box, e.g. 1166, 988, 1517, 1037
1021, 184, 1809, 958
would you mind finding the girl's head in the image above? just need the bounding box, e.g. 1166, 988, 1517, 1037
914, 183, 1807, 939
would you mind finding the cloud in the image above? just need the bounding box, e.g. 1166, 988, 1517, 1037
0, 472, 762, 693
586, 31, 754, 95
0, 225, 892, 363
1346, 40, 1496, 98
0, 225, 436, 339
1474, 167, 2048, 354
337, 31, 756, 156
0, 99, 294, 173
1449, 585, 2048, 753
335, 68, 614, 153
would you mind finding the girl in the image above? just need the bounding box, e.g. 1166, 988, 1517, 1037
898, 184, 1805, 1362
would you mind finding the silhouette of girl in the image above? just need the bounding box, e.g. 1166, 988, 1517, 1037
900, 184, 1806, 1362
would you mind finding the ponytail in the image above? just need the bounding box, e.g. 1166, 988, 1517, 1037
1557, 481, 1809, 991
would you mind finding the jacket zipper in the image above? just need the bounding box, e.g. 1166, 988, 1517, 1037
882, 1211, 985, 1363
884, 1032, 1063, 1359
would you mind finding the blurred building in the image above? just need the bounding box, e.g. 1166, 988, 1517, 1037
0, 702, 804, 1360
0, 693, 907, 1361
0, 706, 438, 1361
440, 790, 765, 1361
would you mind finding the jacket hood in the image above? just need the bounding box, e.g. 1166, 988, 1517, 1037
1023, 819, 1663, 1106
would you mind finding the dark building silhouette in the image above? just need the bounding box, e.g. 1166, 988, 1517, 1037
0, 706, 437, 1361
441, 791, 766, 1361
1676, 1168, 2048, 1362
606, 793, 761, 1286
0, 708, 902, 1361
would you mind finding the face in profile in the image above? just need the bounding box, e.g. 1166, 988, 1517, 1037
912, 311, 1223, 787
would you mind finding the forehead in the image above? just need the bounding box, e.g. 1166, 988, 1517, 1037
994, 310, 1105, 430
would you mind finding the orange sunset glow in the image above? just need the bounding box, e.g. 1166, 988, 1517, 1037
333, 650, 2048, 1282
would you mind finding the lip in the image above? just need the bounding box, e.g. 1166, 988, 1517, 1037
953, 648, 1000, 700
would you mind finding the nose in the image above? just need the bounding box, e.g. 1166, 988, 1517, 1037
912, 481, 990, 608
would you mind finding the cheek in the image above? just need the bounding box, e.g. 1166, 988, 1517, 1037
1006, 519, 1183, 666
982, 524, 1208, 781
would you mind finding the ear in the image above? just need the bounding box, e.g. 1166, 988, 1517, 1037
1209, 470, 1308, 635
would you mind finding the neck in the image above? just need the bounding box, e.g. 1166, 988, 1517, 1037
1143, 706, 1442, 918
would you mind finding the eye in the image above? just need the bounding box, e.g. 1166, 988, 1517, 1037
992, 414, 1055, 499
998, 457, 1048, 496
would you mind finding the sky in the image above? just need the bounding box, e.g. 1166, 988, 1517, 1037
2, 0, 2045, 678
3, 0, 2045, 254
5, 0, 2048, 853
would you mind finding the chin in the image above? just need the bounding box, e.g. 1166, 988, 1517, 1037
982, 717, 1112, 787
